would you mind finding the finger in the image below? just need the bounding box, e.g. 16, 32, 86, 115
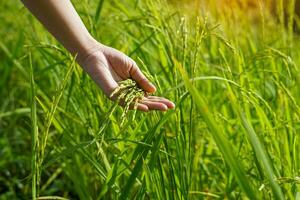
144, 96, 175, 109
139, 99, 168, 111
129, 63, 156, 93
135, 103, 149, 112
118, 99, 149, 112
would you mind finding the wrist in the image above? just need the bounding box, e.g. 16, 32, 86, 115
75, 37, 104, 66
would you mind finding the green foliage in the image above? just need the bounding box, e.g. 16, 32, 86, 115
1, 0, 300, 199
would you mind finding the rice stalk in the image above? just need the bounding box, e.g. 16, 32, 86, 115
29, 52, 39, 200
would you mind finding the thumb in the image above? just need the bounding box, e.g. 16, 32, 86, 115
129, 63, 156, 93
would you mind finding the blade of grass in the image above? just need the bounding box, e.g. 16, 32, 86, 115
175, 59, 258, 199
239, 112, 284, 200
119, 110, 175, 200
224, 59, 284, 199
0, 107, 30, 119
94, 0, 105, 23
40, 55, 77, 164
29, 52, 39, 200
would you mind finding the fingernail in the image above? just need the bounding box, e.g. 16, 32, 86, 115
162, 105, 168, 111
169, 102, 175, 109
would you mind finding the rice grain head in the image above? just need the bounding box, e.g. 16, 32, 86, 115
110, 79, 148, 126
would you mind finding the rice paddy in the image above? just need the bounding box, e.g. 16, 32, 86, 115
1, 0, 300, 199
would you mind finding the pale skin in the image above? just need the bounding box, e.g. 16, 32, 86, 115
21, 0, 175, 112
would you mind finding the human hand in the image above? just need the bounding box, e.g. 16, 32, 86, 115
77, 43, 175, 112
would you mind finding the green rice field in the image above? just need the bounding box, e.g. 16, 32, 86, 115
1, 0, 300, 199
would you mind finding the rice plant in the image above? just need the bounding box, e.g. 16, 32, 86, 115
1, 0, 300, 199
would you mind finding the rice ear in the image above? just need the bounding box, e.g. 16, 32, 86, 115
111, 79, 148, 127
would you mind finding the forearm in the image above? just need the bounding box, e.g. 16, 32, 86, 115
21, 0, 97, 60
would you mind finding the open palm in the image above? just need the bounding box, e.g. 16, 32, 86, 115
78, 43, 175, 112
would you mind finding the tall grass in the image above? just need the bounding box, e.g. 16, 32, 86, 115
29, 52, 39, 200
0, 0, 300, 199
